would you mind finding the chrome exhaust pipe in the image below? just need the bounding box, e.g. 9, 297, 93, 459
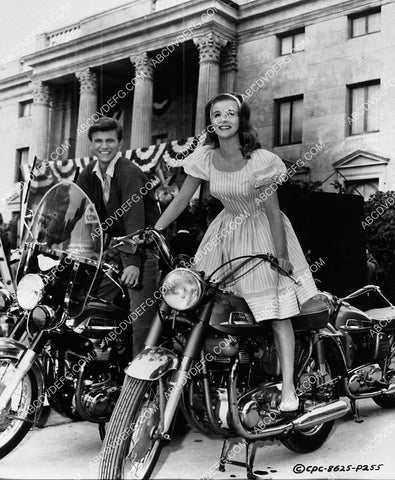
382, 383, 395, 396
293, 399, 349, 430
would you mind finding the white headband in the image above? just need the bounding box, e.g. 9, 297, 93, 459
221, 93, 242, 109
210, 93, 242, 110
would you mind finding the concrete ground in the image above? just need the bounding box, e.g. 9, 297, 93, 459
0, 399, 394, 480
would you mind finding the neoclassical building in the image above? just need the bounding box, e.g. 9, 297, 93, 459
0, 0, 394, 225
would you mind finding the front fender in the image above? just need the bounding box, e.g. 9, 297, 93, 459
125, 347, 179, 381
0, 337, 45, 401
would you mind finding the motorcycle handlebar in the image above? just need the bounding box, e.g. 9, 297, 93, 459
211, 253, 301, 286
113, 228, 174, 267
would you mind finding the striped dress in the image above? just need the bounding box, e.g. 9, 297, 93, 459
183, 145, 318, 321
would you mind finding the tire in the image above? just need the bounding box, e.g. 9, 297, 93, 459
99, 377, 164, 480
281, 360, 337, 454
373, 394, 395, 409
0, 357, 38, 459
281, 420, 335, 453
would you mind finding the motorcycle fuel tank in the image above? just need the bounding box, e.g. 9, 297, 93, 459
209, 291, 272, 336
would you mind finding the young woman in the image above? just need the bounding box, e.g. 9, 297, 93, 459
155, 92, 318, 412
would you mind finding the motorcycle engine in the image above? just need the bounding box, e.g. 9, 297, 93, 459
348, 364, 383, 394
238, 383, 282, 430
70, 315, 130, 422
253, 338, 280, 377
78, 368, 121, 420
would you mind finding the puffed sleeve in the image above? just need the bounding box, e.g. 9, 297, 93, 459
182, 145, 213, 181
250, 149, 287, 189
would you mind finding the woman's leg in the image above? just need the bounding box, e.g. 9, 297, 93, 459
271, 319, 297, 407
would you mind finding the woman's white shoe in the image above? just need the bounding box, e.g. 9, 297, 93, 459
279, 392, 299, 413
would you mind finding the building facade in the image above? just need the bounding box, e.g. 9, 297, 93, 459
0, 0, 394, 223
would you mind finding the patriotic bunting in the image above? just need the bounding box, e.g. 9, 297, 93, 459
22, 136, 203, 209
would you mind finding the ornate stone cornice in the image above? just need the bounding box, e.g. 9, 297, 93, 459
220, 40, 238, 73
75, 68, 97, 94
32, 81, 51, 105
193, 32, 228, 64
130, 52, 154, 81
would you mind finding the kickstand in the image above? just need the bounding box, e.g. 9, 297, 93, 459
350, 399, 363, 423
246, 441, 259, 480
217, 439, 264, 480
36, 405, 51, 428
98, 422, 106, 441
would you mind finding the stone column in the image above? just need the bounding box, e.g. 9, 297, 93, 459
130, 53, 154, 149
75, 68, 97, 157
31, 81, 51, 162
220, 41, 238, 93
193, 32, 227, 135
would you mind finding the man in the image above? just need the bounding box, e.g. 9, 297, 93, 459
77, 117, 159, 356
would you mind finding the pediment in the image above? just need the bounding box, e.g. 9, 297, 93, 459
334, 150, 389, 170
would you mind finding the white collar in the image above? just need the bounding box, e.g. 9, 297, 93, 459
177, 230, 190, 234
92, 152, 121, 181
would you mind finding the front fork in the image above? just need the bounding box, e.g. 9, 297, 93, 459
0, 331, 47, 412
144, 300, 214, 437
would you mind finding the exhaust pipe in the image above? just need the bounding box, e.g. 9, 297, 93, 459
382, 383, 395, 396
293, 399, 349, 430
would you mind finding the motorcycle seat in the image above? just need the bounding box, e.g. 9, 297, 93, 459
365, 307, 395, 330
291, 295, 330, 331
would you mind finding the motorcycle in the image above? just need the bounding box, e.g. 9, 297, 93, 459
327, 285, 395, 420
99, 228, 355, 480
0, 181, 133, 459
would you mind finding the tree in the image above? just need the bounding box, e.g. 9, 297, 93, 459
363, 191, 395, 292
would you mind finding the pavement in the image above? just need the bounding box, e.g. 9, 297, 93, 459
0, 398, 394, 480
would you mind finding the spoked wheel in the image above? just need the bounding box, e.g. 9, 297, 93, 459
0, 357, 38, 459
281, 361, 338, 453
99, 376, 165, 480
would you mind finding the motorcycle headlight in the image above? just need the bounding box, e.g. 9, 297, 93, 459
17, 274, 44, 310
162, 268, 204, 311
0, 288, 13, 312
29, 305, 56, 331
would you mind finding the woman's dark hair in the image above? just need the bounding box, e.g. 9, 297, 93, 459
204, 92, 260, 158
87, 116, 123, 142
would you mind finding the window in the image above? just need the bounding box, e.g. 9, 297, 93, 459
275, 96, 303, 146
15, 148, 29, 182
345, 179, 378, 200
348, 81, 380, 135
349, 8, 380, 38
19, 100, 32, 118
278, 29, 305, 55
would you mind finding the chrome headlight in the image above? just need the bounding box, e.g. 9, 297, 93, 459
16, 274, 44, 310
0, 288, 13, 312
162, 268, 204, 311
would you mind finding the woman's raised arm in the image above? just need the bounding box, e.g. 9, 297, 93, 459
155, 175, 202, 230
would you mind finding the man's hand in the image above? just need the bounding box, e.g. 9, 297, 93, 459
121, 265, 140, 288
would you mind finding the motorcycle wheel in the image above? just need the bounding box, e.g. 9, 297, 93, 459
0, 357, 38, 459
281, 361, 337, 454
98, 377, 163, 480
373, 394, 395, 409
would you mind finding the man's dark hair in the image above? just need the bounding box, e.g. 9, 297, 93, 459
87, 116, 123, 142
